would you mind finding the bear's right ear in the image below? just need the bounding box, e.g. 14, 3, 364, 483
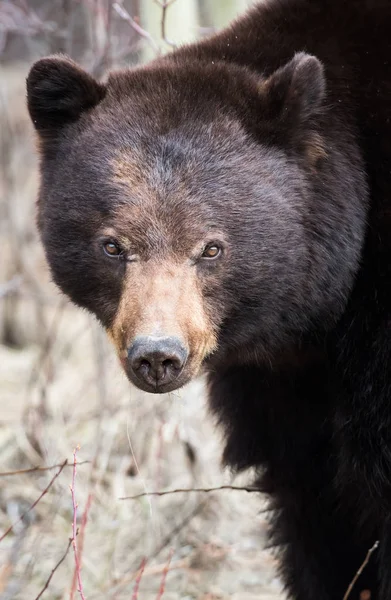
261, 52, 326, 128
27, 55, 106, 134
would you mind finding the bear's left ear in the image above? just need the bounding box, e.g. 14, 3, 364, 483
27, 55, 106, 134
261, 52, 326, 126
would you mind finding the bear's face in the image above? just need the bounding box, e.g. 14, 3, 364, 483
27, 54, 368, 393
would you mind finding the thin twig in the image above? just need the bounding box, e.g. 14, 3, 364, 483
0, 461, 90, 478
70, 493, 93, 600
120, 484, 262, 501
70, 447, 86, 600
153, 0, 177, 47
131, 557, 147, 600
0, 460, 68, 543
156, 549, 174, 599
34, 538, 73, 600
113, 3, 159, 53
343, 540, 379, 600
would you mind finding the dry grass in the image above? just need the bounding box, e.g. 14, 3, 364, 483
0, 55, 284, 600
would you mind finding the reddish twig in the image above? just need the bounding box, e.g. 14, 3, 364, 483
0, 461, 90, 478
131, 557, 147, 600
120, 484, 262, 501
70, 447, 86, 600
0, 460, 68, 543
34, 537, 73, 600
343, 540, 379, 600
156, 549, 174, 599
70, 493, 93, 600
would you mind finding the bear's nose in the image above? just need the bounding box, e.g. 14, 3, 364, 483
127, 336, 188, 391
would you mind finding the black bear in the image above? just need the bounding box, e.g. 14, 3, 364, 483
26, 0, 391, 598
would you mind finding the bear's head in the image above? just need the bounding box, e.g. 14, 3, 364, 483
27, 52, 368, 393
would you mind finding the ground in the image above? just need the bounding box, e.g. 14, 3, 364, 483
0, 64, 284, 600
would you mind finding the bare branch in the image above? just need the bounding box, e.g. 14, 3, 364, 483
34, 538, 73, 600
70, 493, 92, 600
0, 461, 90, 478
113, 2, 159, 54
0, 460, 68, 543
131, 557, 147, 600
70, 447, 86, 600
120, 484, 262, 501
153, 0, 177, 47
156, 549, 174, 599
343, 540, 379, 600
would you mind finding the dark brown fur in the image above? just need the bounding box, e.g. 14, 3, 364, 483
27, 1, 391, 598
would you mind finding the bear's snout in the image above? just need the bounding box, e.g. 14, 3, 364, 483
126, 335, 188, 393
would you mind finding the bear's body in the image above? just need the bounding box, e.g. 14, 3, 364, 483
27, 1, 391, 598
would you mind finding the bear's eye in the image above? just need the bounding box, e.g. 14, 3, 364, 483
201, 244, 221, 259
103, 240, 123, 257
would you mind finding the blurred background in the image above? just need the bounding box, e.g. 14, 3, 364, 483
0, 1, 284, 598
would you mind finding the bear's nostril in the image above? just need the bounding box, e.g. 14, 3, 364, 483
138, 358, 152, 377
162, 358, 178, 371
